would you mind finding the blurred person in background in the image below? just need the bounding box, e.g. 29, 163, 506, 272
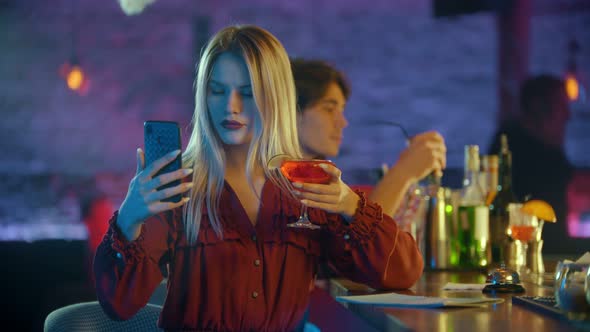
291, 58, 447, 219
291, 58, 441, 329
488, 74, 589, 255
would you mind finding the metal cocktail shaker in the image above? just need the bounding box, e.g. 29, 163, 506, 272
423, 187, 459, 269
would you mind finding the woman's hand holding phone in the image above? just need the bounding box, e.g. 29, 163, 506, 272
117, 148, 193, 241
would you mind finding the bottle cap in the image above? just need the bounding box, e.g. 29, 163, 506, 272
500, 134, 509, 153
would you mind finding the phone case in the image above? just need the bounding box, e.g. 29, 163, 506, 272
144, 121, 182, 203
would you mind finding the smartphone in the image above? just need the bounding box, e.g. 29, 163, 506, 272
144, 121, 182, 203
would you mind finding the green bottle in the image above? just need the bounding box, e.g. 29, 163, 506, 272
457, 145, 490, 269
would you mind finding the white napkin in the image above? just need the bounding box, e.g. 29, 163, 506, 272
575, 252, 590, 264
555, 252, 590, 284
561, 251, 590, 265
442, 282, 490, 291
335, 292, 503, 308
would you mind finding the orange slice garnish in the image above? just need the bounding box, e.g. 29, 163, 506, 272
521, 199, 557, 223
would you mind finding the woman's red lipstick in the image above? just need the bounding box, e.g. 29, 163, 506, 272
221, 120, 245, 130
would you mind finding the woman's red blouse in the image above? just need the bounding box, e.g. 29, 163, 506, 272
94, 180, 423, 331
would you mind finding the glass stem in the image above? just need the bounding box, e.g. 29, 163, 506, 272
299, 204, 309, 223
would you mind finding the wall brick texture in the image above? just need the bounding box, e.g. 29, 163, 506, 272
0, 0, 588, 223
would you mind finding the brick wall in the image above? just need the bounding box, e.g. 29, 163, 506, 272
0, 0, 589, 223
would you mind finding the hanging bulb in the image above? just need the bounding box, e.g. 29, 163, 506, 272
59, 56, 90, 95
59, 0, 89, 95
565, 72, 580, 102
66, 65, 84, 91
564, 39, 586, 103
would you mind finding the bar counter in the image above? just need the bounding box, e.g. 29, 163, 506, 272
325, 270, 588, 331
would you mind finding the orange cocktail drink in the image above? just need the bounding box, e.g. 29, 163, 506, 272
280, 160, 334, 184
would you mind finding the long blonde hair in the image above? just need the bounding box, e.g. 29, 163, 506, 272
182, 25, 302, 243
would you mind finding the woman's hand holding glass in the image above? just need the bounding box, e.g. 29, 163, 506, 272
292, 163, 360, 222
117, 148, 194, 241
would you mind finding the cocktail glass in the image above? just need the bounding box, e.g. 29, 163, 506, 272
507, 203, 544, 275
268, 155, 333, 229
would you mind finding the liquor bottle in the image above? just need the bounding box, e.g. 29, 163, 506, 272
489, 134, 518, 265
479, 155, 490, 201
457, 145, 490, 269
483, 155, 499, 206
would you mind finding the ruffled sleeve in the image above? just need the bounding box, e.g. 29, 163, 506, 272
321, 190, 424, 290
94, 209, 179, 320
101, 211, 148, 264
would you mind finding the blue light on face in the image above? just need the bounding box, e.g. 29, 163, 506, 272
206, 53, 256, 146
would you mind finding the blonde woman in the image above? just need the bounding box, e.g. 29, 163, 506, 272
94, 25, 423, 331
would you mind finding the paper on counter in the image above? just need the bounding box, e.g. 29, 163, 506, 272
442, 282, 490, 291
336, 292, 504, 308
575, 252, 590, 264
560, 251, 589, 266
